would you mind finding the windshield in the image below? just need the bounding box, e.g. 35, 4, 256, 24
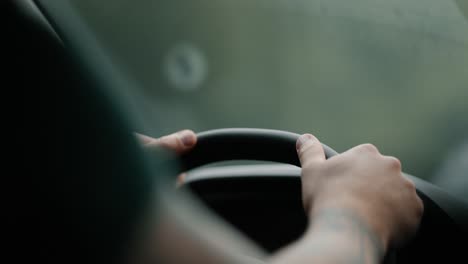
66, 0, 467, 189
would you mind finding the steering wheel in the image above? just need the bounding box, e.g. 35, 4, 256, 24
177, 128, 396, 263
15, 0, 466, 261
179, 128, 337, 171
177, 128, 467, 264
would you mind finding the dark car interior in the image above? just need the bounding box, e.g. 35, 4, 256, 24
12, 0, 467, 263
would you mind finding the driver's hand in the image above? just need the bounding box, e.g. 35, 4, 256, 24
136, 129, 197, 154
296, 134, 423, 251
136, 129, 197, 185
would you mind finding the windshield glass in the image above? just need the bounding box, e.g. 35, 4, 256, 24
67, 0, 467, 187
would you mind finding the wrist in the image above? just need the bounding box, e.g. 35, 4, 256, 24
306, 207, 387, 261
309, 194, 391, 250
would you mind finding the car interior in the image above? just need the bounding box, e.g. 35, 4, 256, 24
13, 0, 467, 263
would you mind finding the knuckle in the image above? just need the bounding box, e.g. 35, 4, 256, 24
157, 140, 172, 150
358, 143, 379, 154
153, 135, 182, 151
387, 156, 402, 170
157, 135, 170, 144
403, 178, 416, 190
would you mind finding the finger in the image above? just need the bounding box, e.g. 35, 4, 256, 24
352, 143, 380, 155
296, 133, 326, 168
175, 173, 187, 188
135, 132, 157, 146
144, 130, 197, 154
384, 156, 402, 171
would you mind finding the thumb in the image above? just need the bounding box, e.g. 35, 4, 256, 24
296, 134, 326, 168
139, 130, 197, 154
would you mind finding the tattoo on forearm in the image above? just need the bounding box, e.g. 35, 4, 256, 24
307, 208, 384, 264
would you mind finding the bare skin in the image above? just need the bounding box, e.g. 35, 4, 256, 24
136, 130, 196, 185
270, 134, 423, 263
135, 131, 423, 264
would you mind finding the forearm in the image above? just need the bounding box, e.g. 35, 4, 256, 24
135, 190, 267, 264
269, 208, 384, 264
148, 214, 265, 264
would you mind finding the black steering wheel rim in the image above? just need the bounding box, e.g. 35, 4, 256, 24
177, 128, 468, 264
179, 128, 399, 263
179, 128, 338, 171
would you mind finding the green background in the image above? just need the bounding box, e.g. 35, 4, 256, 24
70, 0, 468, 184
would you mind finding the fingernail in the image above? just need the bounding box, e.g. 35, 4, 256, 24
296, 134, 314, 151
179, 130, 196, 147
